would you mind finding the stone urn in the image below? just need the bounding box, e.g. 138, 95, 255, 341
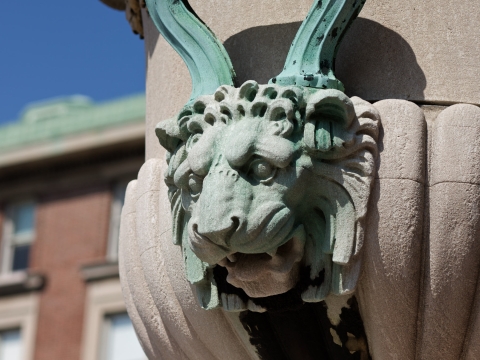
118, 0, 480, 359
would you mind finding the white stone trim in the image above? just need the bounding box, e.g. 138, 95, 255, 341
1, 200, 36, 274
80, 278, 126, 360
0, 293, 39, 360
107, 181, 130, 262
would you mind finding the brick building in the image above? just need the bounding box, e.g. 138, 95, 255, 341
0, 94, 146, 360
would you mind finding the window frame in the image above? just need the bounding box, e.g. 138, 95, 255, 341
81, 278, 145, 360
1, 200, 36, 274
106, 181, 130, 262
0, 327, 22, 360
0, 293, 39, 360
99, 311, 145, 360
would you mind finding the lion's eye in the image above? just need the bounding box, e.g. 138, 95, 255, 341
187, 133, 202, 151
250, 159, 277, 182
188, 173, 203, 198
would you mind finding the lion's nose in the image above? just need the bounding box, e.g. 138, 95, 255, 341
188, 164, 250, 263
193, 216, 240, 248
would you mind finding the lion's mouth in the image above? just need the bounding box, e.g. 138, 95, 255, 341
216, 225, 306, 298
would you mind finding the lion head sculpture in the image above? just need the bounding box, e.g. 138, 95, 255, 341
156, 80, 380, 312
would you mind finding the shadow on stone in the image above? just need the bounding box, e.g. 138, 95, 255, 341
224, 22, 302, 86
223, 18, 426, 103
337, 18, 426, 102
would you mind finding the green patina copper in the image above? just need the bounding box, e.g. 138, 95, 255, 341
145, 0, 236, 102
270, 0, 365, 91
0, 94, 145, 153
146, 0, 378, 312
156, 81, 380, 311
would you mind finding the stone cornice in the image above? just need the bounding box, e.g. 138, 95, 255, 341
100, 0, 126, 11
100, 0, 145, 39
125, 0, 145, 39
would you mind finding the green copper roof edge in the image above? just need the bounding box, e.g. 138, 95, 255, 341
0, 94, 145, 152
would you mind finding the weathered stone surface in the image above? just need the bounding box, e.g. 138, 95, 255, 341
421, 183, 480, 359
144, 13, 191, 162
420, 105, 447, 126
430, 104, 480, 185
358, 100, 426, 360
464, 292, 480, 360
119, 180, 179, 359
374, 100, 426, 182
119, 159, 258, 360
419, 104, 480, 360
337, 1, 480, 106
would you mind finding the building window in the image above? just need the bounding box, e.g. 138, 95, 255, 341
107, 182, 129, 262
81, 278, 141, 360
1, 201, 36, 273
0, 328, 22, 360
102, 313, 145, 360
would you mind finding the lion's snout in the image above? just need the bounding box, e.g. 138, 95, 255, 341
187, 165, 249, 264
189, 216, 241, 264
192, 216, 240, 248
196, 216, 240, 246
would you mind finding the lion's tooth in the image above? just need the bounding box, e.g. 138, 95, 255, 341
247, 300, 266, 313
227, 254, 237, 263
266, 248, 277, 257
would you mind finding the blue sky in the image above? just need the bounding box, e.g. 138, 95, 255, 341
0, 1, 145, 125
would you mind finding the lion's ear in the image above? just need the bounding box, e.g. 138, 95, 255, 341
303, 90, 355, 153
155, 118, 187, 153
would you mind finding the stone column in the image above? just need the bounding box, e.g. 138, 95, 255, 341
109, 0, 480, 358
